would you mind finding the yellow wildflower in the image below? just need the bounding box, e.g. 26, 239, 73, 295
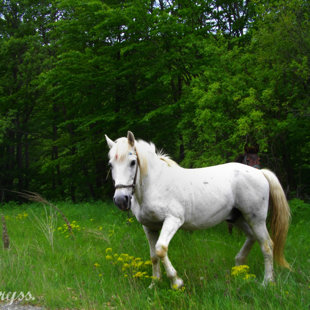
243, 273, 256, 280
105, 248, 112, 254
231, 265, 250, 277
105, 255, 113, 260
16, 212, 28, 220
172, 284, 186, 291
144, 260, 152, 266
133, 271, 147, 278
94, 263, 100, 268
122, 263, 130, 270
231, 265, 256, 281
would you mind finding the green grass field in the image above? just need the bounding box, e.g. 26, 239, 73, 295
0, 199, 309, 309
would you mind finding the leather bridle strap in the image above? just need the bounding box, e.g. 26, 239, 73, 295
114, 148, 139, 195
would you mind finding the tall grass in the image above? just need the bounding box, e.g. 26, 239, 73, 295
0, 200, 309, 309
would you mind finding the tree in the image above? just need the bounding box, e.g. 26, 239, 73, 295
0, 0, 56, 196
179, 0, 310, 196
0, 0, 308, 200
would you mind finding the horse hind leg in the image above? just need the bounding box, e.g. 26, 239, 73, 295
227, 209, 256, 265
234, 218, 256, 266
234, 204, 274, 284
250, 222, 274, 284
235, 215, 274, 284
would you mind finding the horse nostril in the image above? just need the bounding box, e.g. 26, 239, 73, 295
113, 194, 131, 211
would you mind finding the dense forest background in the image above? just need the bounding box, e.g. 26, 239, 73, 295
0, 0, 309, 202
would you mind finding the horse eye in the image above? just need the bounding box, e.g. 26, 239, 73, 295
130, 160, 136, 167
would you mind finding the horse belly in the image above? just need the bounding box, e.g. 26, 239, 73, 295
182, 201, 232, 230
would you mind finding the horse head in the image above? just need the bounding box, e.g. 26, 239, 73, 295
105, 131, 138, 211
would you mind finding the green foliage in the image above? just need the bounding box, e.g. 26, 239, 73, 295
0, 0, 309, 200
179, 0, 310, 194
289, 198, 310, 218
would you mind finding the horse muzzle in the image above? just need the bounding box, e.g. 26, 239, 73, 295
113, 193, 132, 211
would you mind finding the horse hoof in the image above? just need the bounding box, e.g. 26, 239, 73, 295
262, 277, 275, 287
148, 282, 156, 289
171, 277, 184, 290
148, 278, 160, 289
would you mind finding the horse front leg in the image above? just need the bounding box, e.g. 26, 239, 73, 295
143, 226, 161, 288
155, 216, 184, 289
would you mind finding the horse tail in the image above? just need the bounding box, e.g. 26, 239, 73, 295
261, 169, 291, 269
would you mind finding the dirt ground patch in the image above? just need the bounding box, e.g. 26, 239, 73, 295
0, 303, 43, 310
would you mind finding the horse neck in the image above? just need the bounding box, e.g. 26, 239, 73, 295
135, 147, 164, 198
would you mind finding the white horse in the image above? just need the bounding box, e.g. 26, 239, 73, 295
105, 131, 291, 288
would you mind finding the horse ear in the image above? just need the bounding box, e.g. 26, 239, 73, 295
105, 134, 115, 149
127, 131, 135, 147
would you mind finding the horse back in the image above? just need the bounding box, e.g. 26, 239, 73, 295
168, 163, 269, 230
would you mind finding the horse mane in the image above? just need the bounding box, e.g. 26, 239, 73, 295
157, 150, 179, 167
135, 140, 178, 175
110, 137, 178, 178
